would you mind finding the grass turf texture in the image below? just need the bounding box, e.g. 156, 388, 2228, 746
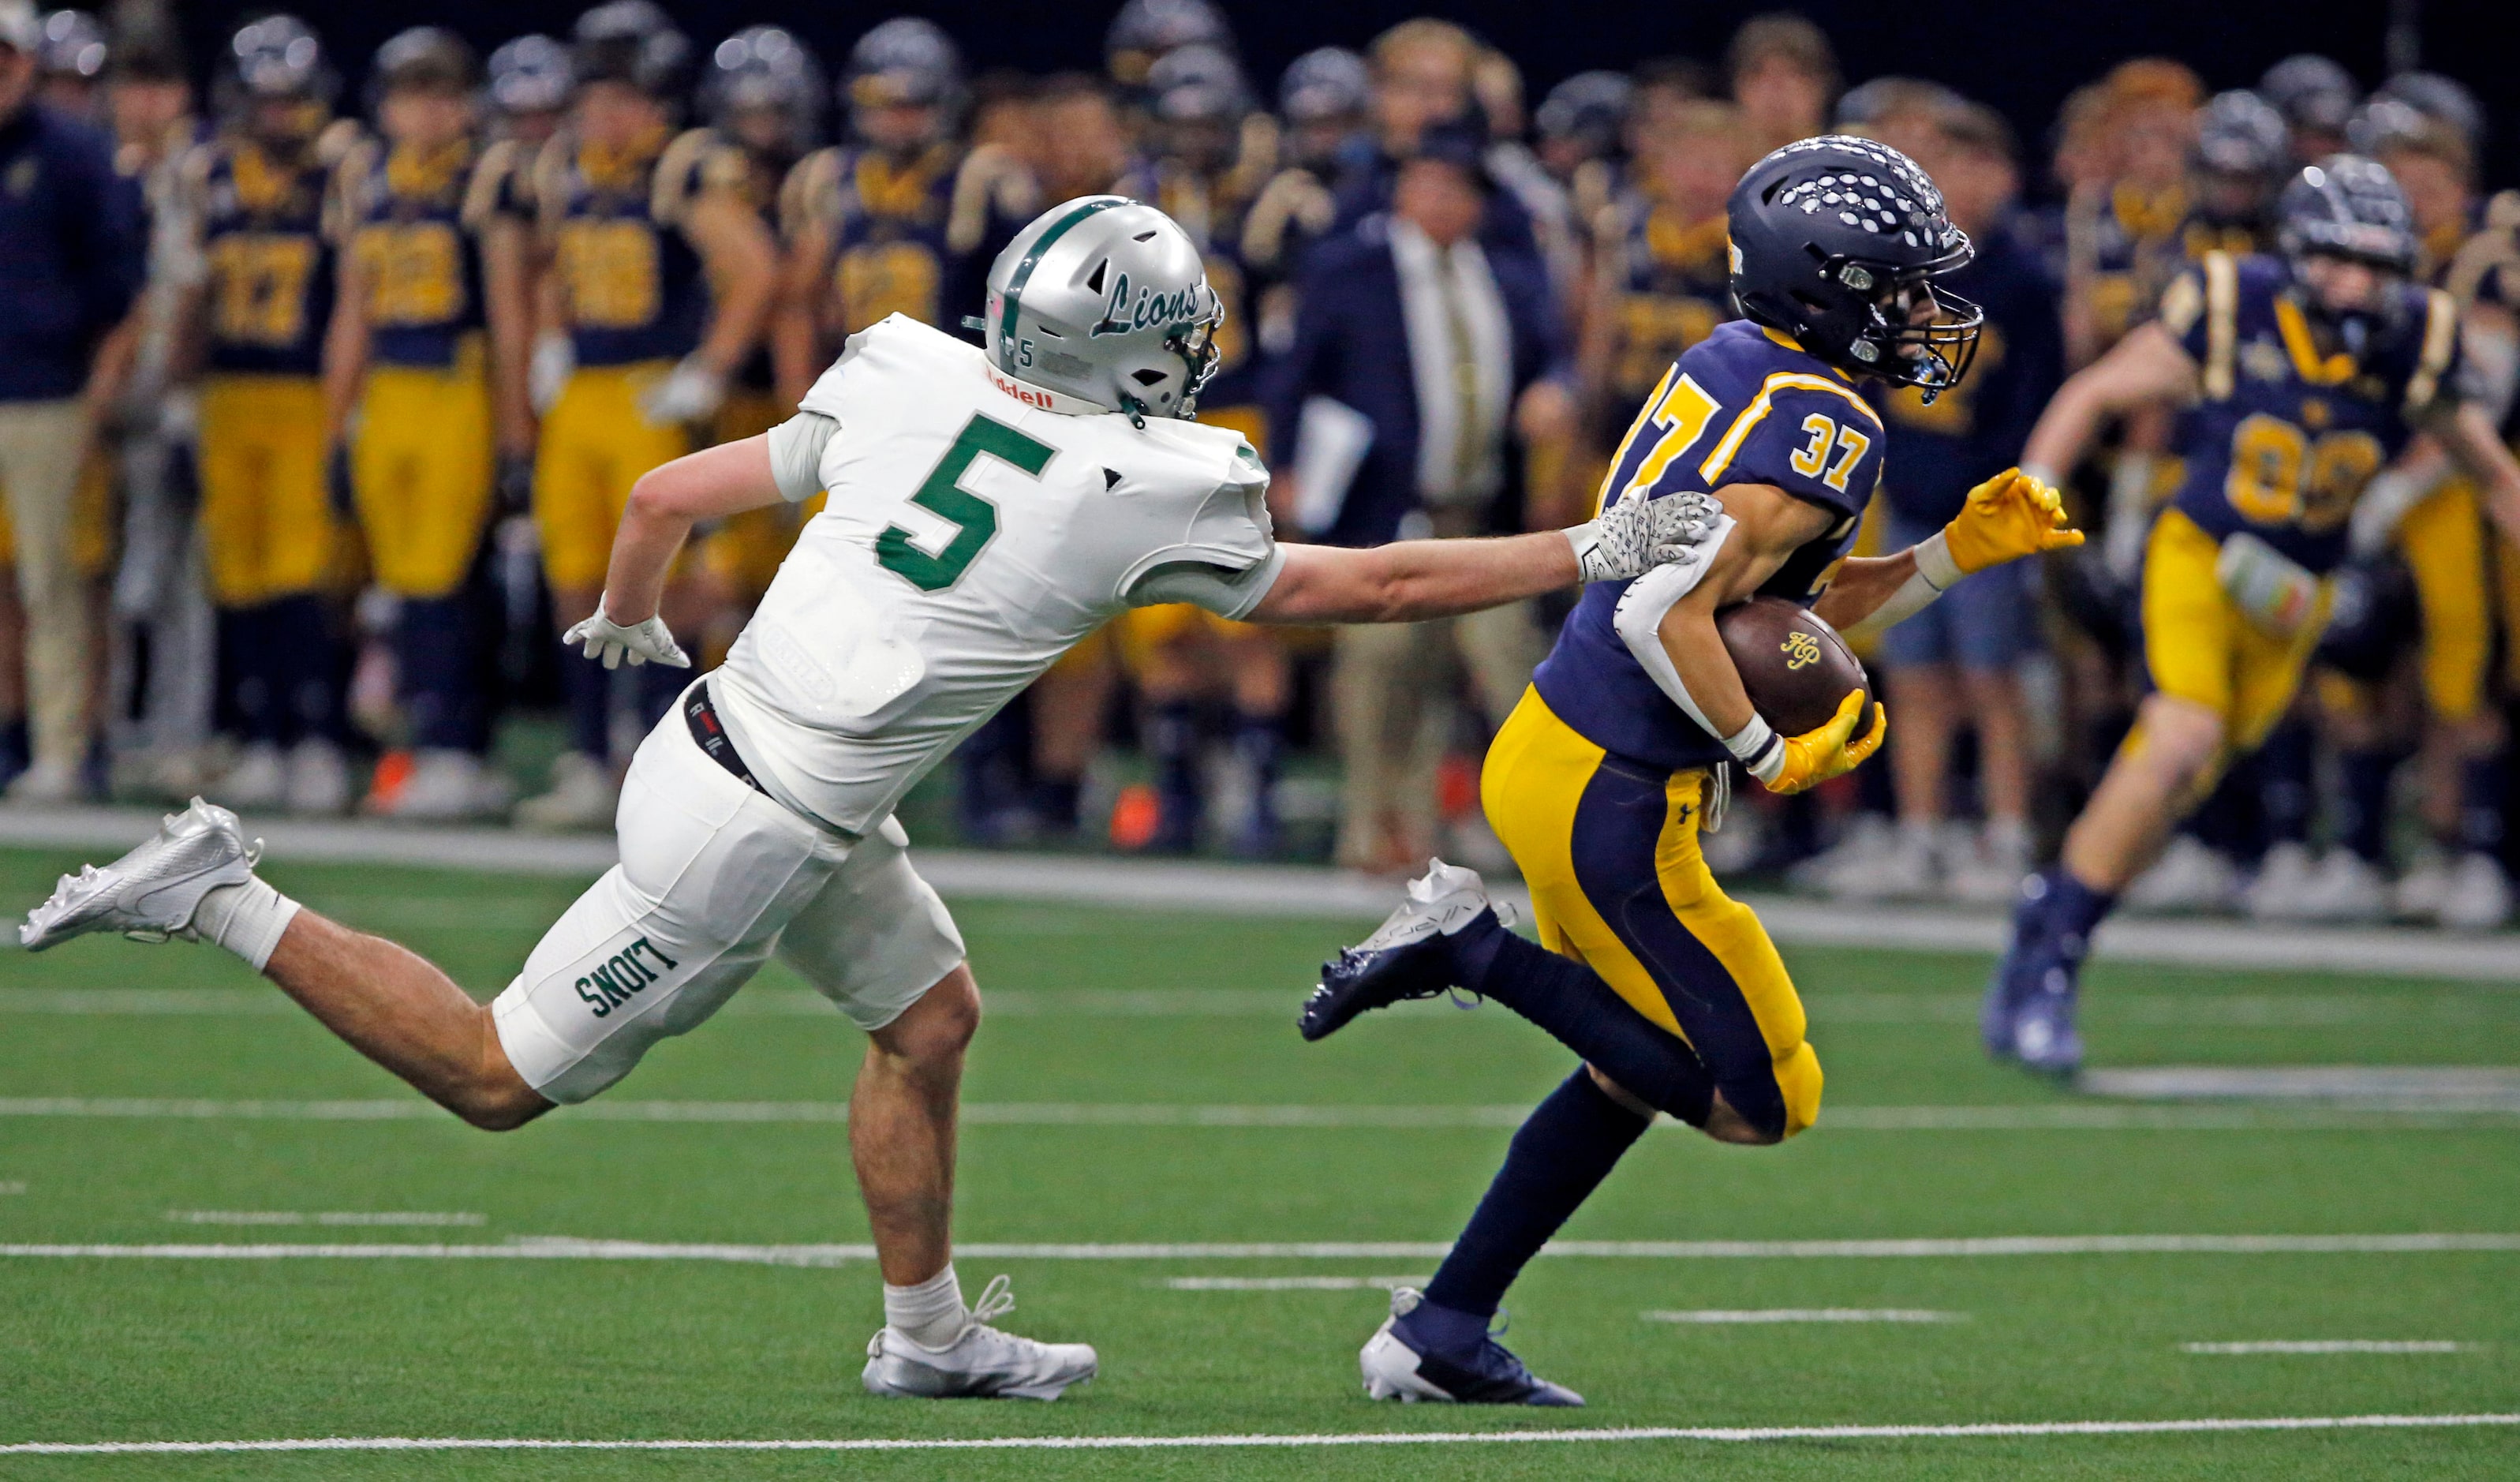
0, 846, 2514, 1480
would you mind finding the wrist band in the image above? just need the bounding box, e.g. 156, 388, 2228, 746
1722, 715, 1782, 782
1913, 529, 1964, 590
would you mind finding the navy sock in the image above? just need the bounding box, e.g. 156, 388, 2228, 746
2457, 755, 2507, 857
1231, 711, 1283, 848
2040, 866, 2116, 962
1419, 1068, 1651, 1330
266, 593, 343, 747
2339, 749, 2395, 863
2254, 721, 2315, 850
1450, 915, 1714, 1127
219, 604, 283, 745
397, 596, 484, 752
1146, 699, 1202, 842
559, 645, 611, 762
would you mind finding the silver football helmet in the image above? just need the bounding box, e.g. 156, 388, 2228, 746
978, 196, 1224, 425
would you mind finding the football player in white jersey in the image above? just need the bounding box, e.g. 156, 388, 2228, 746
21, 195, 1715, 1402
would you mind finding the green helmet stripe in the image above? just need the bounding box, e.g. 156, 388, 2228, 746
996, 196, 1127, 369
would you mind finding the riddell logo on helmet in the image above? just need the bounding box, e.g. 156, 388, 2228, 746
987, 365, 1059, 409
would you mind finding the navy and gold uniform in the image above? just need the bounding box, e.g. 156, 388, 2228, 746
2144, 251, 2464, 750
784, 140, 958, 340
696, 128, 810, 604
531, 124, 725, 593
2077, 184, 2190, 352
1498, 320, 1890, 1140
1587, 189, 1735, 451
335, 135, 494, 601
185, 135, 341, 608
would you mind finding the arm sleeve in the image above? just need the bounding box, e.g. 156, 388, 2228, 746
765, 411, 837, 503
2155, 264, 2212, 362
1125, 545, 1288, 618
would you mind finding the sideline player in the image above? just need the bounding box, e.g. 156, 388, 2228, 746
323, 28, 507, 820
24, 195, 1712, 1400
1984, 157, 2520, 1072
1296, 136, 2078, 1405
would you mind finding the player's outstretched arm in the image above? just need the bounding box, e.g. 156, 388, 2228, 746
574, 436, 787, 668
1826, 469, 2081, 638
1245, 488, 1720, 626
2017, 322, 2200, 488
2428, 399, 2520, 552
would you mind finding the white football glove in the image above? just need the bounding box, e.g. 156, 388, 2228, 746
1566, 488, 1725, 583
563, 601, 690, 670
529, 331, 574, 416
637, 354, 727, 427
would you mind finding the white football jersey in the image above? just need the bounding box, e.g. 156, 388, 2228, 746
711, 315, 1280, 835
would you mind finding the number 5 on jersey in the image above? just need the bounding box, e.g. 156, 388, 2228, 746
878, 414, 1056, 592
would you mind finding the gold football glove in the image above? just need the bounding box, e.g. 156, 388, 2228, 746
1755, 690, 1889, 795
1941, 468, 2084, 574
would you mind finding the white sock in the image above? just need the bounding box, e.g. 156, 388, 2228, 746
884, 1263, 967, 1350
193, 875, 302, 972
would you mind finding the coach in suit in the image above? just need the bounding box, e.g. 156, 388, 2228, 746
1262, 118, 1572, 871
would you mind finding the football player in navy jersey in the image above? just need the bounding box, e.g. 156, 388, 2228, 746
1985, 158, 2520, 1073
1298, 137, 2079, 1405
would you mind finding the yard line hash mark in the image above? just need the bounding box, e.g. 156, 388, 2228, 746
1646, 1309, 1964, 1323
1163, 1275, 1429, 1290
165, 1211, 486, 1227
2182, 1341, 2474, 1354
5, 1413, 2516, 1455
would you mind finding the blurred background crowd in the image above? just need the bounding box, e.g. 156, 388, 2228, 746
1, 0, 2514, 930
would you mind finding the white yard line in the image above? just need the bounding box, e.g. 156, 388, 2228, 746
1646, 1309, 1964, 1324
1164, 1275, 1426, 1290
6, 805, 2512, 979
164, 1211, 484, 1227
1, 1096, 2512, 1131
2182, 1341, 2474, 1355
3, 1413, 2515, 1455
3, 1233, 2516, 1265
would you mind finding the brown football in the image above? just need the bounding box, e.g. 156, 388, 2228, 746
1715, 597, 1876, 741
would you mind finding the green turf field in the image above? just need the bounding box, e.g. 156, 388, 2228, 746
1, 844, 2514, 1480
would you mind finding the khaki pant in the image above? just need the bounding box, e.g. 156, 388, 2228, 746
0, 400, 97, 773
1333, 602, 1543, 870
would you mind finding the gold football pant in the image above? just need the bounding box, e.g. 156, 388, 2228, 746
1482, 687, 1822, 1140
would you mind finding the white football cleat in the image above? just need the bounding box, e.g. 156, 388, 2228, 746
19, 799, 260, 952
1823, 821, 1941, 902
2291, 848, 2391, 923
2241, 840, 2319, 920
380, 750, 516, 821
2126, 835, 2241, 915
861, 1276, 1097, 1401
2437, 852, 2513, 933
514, 751, 619, 832
286, 739, 352, 817
210, 743, 288, 811
1946, 819, 2033, 907
2391, 847, 2457, 923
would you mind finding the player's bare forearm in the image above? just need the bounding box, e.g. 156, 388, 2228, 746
1643, 493, 1809, 738
1248, 533, 1580, 625
2432, 400, 2520, 549
318, 258, 370, 446
482, 219, 538, 455
686, 194, 779, 376
1811, 550, 1919, 631
2021, 322, 2198, 479
600, 436, 785, 624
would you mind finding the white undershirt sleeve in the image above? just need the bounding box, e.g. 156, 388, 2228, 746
765, 411, 839, 503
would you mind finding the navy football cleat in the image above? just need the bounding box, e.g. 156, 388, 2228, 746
2010, 957, 2085, 1077
1359, 1289, 1584, 1406
1299, 860, 1496, 1042
1980, 872, 2061, 1060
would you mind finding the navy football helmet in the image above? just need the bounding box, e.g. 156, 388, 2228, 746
843, 18, 962, 113
703, 25, 823, 152
488, 35, 571, 117
2372, 70, 2483, 148
2195, 90, 2290, 177
2260, 54, 2359, 137
226, 15, 335, 104
572, 0, 689, 99
1534, 70, 1632, 155
1146, 43, 1247, 125
2277, 155, 2417, 273
1279, 46, 1368, 124
1727, 135, 1982, 399
368, 27, 477, 110
1106, 0, 1232, 89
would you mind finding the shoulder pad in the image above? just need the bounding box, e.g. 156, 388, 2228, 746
2200, 251, 2242, 399
652, 128, 719, 224
2405, 286, 2461, 414
780, 148, 839, 240
948, 143, 1039, 256
461, 139, 515, 230
529, 134, 572, 230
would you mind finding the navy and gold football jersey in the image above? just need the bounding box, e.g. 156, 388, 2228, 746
332, 137, 484, 369
2081, 184, 2190, 351
186, 138, 336, 376
533, 125, 717, 367
2159, 251, 2464, 574
1151, 159, 1266, 429
782, 141, 959, 338
1590, 191, 1736, 444
1534, 320, 1889, 770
